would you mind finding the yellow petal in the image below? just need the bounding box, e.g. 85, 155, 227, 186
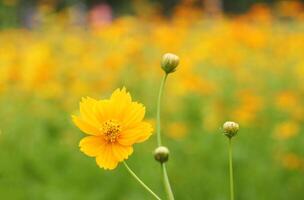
111, 143, 133, 161
121, 102, 145, 128
95, 100, 111, 123
79, 136, 105, 157
94, 88, 146, 127
118, 122, 153, 146
107, 87, 133, 120
79, 97, 101, 127
110, 87, 132, 103
72, 115, 100, 135
95, 144, 118, 170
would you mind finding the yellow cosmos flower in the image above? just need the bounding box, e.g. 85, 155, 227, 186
72, 88, 153, 170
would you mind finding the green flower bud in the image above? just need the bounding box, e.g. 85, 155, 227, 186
154, 146, 169, 163
161, 53, 179, 74
223, 121, 239, 138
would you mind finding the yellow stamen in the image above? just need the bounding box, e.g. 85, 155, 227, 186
101, 120, 121, 143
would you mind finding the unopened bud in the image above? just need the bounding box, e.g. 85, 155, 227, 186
154, 146, 169, 163
161, 53, 179, 74
223, 121, 239, 138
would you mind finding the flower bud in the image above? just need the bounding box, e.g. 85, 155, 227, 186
161, 53, 179, 74
223, 121, 239, 138
154, 146, 169, 163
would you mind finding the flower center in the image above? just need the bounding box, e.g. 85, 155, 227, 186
101, 120, 121, 143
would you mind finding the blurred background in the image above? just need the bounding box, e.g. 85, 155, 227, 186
0, 0, 304, 199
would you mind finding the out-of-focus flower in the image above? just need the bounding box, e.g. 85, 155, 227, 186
276, 1, 303, 18
280, 153, 302, 170
248, 4, 272, 23
273, 121, 299, 140
276, 91, 299, 111
72, 88, 153, 170
89, 3, 113, 28
232, 90, 263, 125
167, 122, 187, 140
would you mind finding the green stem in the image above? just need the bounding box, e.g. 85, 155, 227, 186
228, 139, 235, 200
156, 73, 175, 200
156, 74, 168, 146
123, 161, 162, 200
162, 163, 175, 200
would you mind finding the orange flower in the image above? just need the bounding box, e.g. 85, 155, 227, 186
273, 121, 299, 140
72, 88, 153, 170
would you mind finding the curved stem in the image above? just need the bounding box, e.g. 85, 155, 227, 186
162, 163, 175, 200
156, 73, 175, 200
156, 74, 168, 146
228, 139, 235, 200
123, 161, 162, 200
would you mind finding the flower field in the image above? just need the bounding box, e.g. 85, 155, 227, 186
0, 4, 304, 200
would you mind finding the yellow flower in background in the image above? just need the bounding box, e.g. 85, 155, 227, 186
273, 121, 299, 140
275, 91, 299, 110
72, 88, 153, 170
280, 153, 302, 170
167, 122, 187, 140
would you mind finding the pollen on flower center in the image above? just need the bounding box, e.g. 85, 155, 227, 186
101, 120, 121, 143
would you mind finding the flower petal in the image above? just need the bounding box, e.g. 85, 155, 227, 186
111, 143, 133, 162
79, 97, 101, 127
118, 122, 153, 146
95, 144, 118, 170
121, 102, 146, 128
93, 88, 146, 128
106, 88, 133, 120
79, 136, 105, 157
95, 100, 111, 123
72, 115, 100, 135
110, 87, 132, 103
